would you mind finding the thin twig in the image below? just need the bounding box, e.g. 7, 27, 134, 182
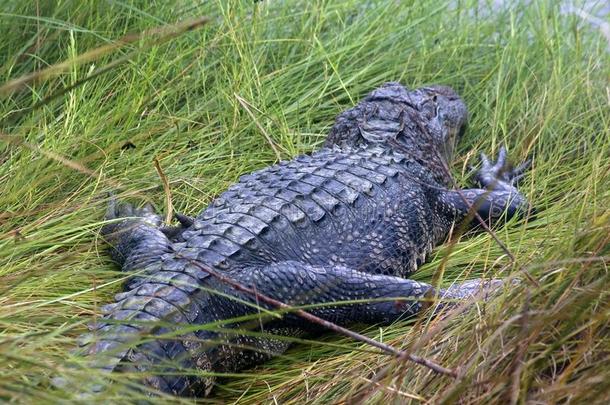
175, 253, 458, 378
153, 157, 173, 224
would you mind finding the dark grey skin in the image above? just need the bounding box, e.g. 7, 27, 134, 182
82, 82, 531, 397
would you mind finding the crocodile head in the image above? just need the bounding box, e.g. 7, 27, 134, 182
326, 82, 468, 165
413, 84, 469, 163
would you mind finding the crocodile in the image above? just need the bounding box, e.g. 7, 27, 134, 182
77, 82, 532, 397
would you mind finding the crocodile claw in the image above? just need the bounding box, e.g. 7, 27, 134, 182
105, 193, 118, 220
175, 213, 195, 227
103, 194, 163, 233
442, 278, 504, 300
475, 147, 531, 190
510, 158, 532, 185
158, 212, 194, 239
141, 203, 156, 214
439, 278, 519, 305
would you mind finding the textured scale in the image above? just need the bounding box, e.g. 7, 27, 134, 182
74, 82, 533, 398
186, 146, 437, 273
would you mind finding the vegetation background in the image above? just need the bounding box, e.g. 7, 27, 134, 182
0, 0, 608, 403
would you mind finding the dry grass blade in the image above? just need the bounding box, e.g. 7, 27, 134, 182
0, 131, 95, 176
0, 16, 209, 96
235, 93, 283, 160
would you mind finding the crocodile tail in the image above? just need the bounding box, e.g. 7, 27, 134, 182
71, 278, 216, 397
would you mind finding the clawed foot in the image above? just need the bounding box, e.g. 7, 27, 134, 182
103, 194, 194, 239
104, 194, 163, 230
435, 278, 519, 310
475, 146, 531, 191
441, 278, 506, 301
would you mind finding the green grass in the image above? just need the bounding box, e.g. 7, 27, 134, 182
0, 0, 608, 403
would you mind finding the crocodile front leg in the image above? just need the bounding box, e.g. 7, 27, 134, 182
438, 146, 534, 225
